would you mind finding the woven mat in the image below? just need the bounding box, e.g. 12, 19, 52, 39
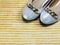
0, 0, 60, 45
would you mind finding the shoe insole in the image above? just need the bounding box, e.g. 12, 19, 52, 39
31, 0, 45, 8
50, 0, 59, 7
49, 0, 60, 14
30, 0, 54, 8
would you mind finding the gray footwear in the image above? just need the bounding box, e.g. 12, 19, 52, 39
40, 0, 60, 25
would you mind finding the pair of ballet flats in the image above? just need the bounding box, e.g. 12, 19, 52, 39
22, 0, 60, 26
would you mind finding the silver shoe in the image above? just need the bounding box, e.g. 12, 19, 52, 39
40, 0, 60, 25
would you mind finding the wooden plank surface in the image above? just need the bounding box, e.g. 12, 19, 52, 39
0, 0, 60, 45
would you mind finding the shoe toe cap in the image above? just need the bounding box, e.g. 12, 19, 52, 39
40, 10, 57, 25
23, 6, 39, 20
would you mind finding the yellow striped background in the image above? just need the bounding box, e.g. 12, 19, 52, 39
0, 0, 60, 45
